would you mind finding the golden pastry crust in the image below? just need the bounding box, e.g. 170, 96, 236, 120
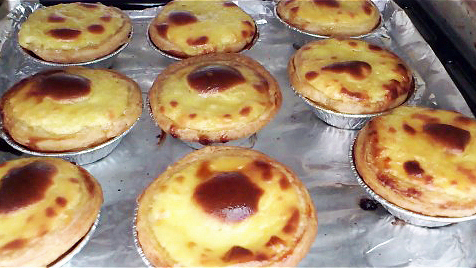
136, 146, 317, 267
0, 157, 103, 266
0, 67, 142, 152
148, 53, 282, 144
148, 0, 257, 58
354, 106, 476, 217
289, 39, 414, 114
18, 2, 132, 63
276, 0, 380, 37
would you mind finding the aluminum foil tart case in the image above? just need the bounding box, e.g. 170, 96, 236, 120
274, 1, 384, 39
0, 119, 139, 165
49, 213, 101, 267
349, 138, 476, 227
13, 3, 132, 69
291, 72, 424, 130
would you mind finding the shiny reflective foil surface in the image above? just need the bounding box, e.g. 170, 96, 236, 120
0, 1, 475, 267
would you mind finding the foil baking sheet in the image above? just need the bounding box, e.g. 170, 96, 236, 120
0, 1, 475, 267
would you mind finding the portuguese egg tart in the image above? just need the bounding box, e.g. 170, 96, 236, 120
0, 157, 103, 266
148, 0, 257, 58
276, 0, 380, 37
17, 2, 132, 63
354, 106, 476, 217
289, 38, 414, 114
0, 66, 142, 152
136, 146, 317, 267
148, 53, 282, 145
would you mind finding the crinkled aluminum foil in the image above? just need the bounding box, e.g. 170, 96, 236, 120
0, 1, 475, 267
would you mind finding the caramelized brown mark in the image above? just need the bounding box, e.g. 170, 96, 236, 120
291, 6, 299, 12
199, 135, 213, 146
187, 65, 245, 94
266, 236, 285, 247
55, 197, 67, 207
424, 175, 433, 184
188, 241, 196, 248
389, 127, 396, 133
187, 36, 209, 46
87, 24, 105, 34
403, 161, 424, 177
305, 71, 319, 80
279, 176, 291, 190
283, 209, 300, 234
196, 161, 214, 180
403, 123, 416, 135
170, 100, 178, 107
254, 160, 272, 181
78, 167, 95, 196
240, 106, 252, 116
457, 166, 476, 182
189, 113, 197, 119
284, 0, 295, 5
70, 178, 79, 184
368, 44, 382, 51
175, 176, 185, 183
321, 61, 372, 80
455, 116, 473, 125
242, 20, 253, 27
403, 187, 421, 198
48, 14, 65, 23
48, 28, 81, 40
253, 80, 269, 93
348, 41, 357, 47
100, 15, 112, 22
80, 3, 98, 8
378, 174, 397, 190
256, 253, 268, 261
45, 207, 56, 217
341, 87, 366, 100
155, 24, 168, 38
222, 246, 254, 263
223, 114, 232, 118
0, 161, 57, 214
411, 113, 440, 123
1, 239, 26, 251
382, 79, 401, 100
362, 1, 373, 15
241, 30, 249, 38
423, 123, 470, 153
168, 11, 198, 26
224, 1, 237, 7
159, 106, 165, 113
394, 64, 409, 78
193, 172, 263, 222
30, 71, 91, 101
313, 0, 340, 8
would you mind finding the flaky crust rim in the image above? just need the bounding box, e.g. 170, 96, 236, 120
0, 158, 103, 266
19, 5, 132, 64
148, 53, 282, 143
353, 118, 476, 218
0, 67, 143, 152
276, 0, 381, 37
136, 146, 317, 267
287, 45, 414, 115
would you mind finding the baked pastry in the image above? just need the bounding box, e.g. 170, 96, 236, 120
354, 106, 476, 217
148, 53, 282, 145
18, 2, 132, 63
289, 38, 414, 114
136, 146, 317, 266
148, 0, 257, 58
0, 66, 142, 152
0, 157, 103, 266
276, 0, 380, 37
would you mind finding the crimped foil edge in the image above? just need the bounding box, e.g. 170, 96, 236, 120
132, 204, 154, 268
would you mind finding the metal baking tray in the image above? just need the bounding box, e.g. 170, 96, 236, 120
0, 0, 475, 266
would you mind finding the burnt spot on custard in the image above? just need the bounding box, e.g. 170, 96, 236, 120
457, 166, 476, 183
253, 160, 272, 181
321, 61, 372, 80
100, 15, 112, 22
55, 196, 68, 207
87, 24, 105, 34
222, 246, 254, 263
403, 123, 416, 135
403, 161, 424, 177
48, 28, 82, 40
155, 24, 168, 39
78, 167, 96, 197
279, 175, 291, 190
170, 100, 178, 107
187, 65, 245, 94
168, 11, 198, 26
423, 123, 470, 153
45, 207, 56, 217
454, 115, 474, 125
253, 80, 269, 93
193, 171, 263, 223
1, 239, 27, 251
313, 0, 340, 8
29, 70, 91, 102
189, 113, 197, 119
47, 14, 66, 23
411, 113, 440, 123
291, 6, 299, 13
240, 106, 252, 116
305, 71, 319, 80
341, 87, 367, 100
282, 208, 300, 234
196, 161, 214, 180
362, 1, 373, 15
0, 161, 57, 214
266, 235, 286, 247
348, 41, 358, 47
187, 36, 209, 46
368, 44, 382, 51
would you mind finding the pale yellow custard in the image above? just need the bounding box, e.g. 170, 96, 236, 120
136, 146, 317, 266
0, 157, 102, 266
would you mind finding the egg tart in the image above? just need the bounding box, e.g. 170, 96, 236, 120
354, 106, 476, 217
0, 67, 142, 152
148, 53, 282, 145
18, 2, 132, 63
136, 146, 317, 266
0, 157, 102, 266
